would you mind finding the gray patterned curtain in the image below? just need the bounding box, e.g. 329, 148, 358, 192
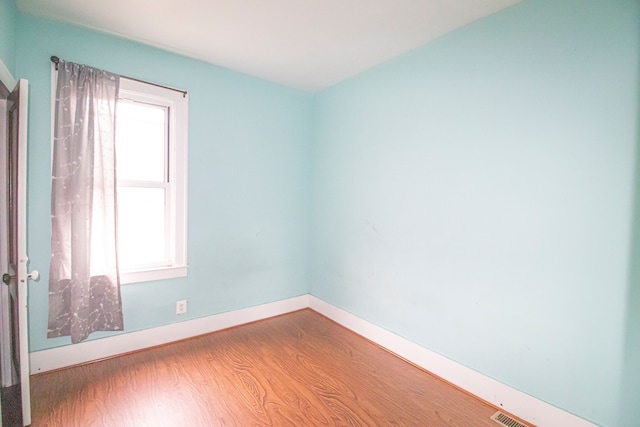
48, 61, 124, 343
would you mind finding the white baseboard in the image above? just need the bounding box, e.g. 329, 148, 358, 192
29, 294, 310, 373
308, 296, 595, 427
29, 293, 593, 427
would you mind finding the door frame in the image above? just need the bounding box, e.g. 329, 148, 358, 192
0, 78, 10, 388
0, 59, 32, 426
0, 60, 16, 389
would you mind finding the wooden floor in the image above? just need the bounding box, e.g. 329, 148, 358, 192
31, 309, 527, 426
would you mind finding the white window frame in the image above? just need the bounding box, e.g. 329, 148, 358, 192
117, 78, 188, 284
50, 66, 188, 284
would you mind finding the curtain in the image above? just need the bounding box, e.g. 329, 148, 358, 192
48, 61, 124, 344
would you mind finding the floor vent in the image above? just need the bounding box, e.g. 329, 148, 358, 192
491, 411, 528, 427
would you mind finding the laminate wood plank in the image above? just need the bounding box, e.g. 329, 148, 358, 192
31, 309, 531, 426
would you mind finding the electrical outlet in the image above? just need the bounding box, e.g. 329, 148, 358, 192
176, 300, 187, 315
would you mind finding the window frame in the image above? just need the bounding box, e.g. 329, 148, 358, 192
116, 77, 188, 284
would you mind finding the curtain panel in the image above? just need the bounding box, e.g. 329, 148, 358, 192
48, 61, 124, 343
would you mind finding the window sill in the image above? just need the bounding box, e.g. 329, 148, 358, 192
120, 265, 188, 285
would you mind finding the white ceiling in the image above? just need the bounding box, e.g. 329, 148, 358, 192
16, 0, 519, 92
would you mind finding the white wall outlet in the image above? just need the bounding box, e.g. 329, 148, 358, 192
176, 299, 187, 315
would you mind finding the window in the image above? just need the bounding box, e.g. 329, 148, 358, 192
51, 65, 188, 284
115, 78, 188, 283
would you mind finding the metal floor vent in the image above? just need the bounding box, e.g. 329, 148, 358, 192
491, 411, 528, 427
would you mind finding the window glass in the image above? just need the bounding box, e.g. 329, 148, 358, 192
115, 101, 167, 182
116, 187, 167, 270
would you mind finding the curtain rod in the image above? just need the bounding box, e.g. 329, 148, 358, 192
50, 56, 188, 98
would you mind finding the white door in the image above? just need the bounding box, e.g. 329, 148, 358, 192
0, 78, 35, 426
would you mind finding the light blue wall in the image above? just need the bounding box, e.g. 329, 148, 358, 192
15, 14, 313, 352
311, 1, 639, 426
0, 0, 16, 74
621, 8, 640, 422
